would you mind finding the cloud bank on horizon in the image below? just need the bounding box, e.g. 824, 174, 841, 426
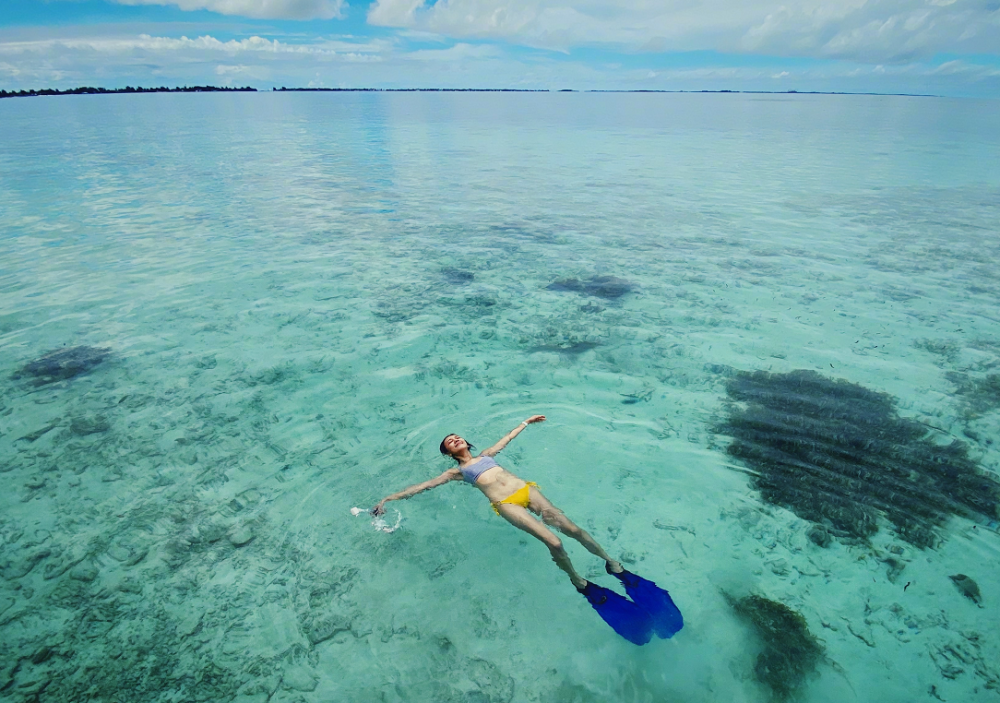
1, 0, 998, 96
368, 0, 1000, 63
116, 0, 346, 20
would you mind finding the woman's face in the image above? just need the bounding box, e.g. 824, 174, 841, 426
444, 435, 468, 454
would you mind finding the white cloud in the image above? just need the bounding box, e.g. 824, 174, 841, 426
0, 29, 997, 96
113, 0, 345, 20
368, 0, 426, 26
367, 0, 1000, 62
0, 32, 394, 87
0, 33, 392, 58
406, 42, 500, 61
931, 58, 1000, 77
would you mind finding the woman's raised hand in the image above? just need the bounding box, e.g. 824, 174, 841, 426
525, 415, 546, 424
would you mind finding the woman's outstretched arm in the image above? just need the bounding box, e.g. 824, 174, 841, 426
372, 468, 462, 515
482, 415, 546, 457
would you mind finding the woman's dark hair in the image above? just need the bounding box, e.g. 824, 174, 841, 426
440, 434, 474, 460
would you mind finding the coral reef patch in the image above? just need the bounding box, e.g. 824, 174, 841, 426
726, 593, 823, 702
546, 275, 634, 300
716, 369, 1000, 548
12, 346, 111, 386
949, 574, 983, 607
440, 267, 475, 284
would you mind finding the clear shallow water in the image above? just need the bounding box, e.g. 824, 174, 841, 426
1, 92, 999, 702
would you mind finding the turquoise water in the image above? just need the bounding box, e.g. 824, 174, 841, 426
1, 92, 999, 702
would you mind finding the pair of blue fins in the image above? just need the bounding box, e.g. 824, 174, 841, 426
577, 564, 683, 645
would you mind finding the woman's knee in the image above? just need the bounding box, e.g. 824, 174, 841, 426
546, 537, 565, 554
540, 507, 566, 526
544, 512, 581, 537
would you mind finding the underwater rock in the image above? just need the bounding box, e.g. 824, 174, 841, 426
547, 275, 634, 300
304, 614, 352, 645
177, 611, 203, 638
0, 548, 51, 580
44, 553, 85, 580
229, 525, 255, 547
31, 646, 55, 665
13, 346, 111, 385
70, 415, 110, 435
195, 354, 217, 369
69, 562, 99, 582
24, 475, 46, 490
716, 369, 1000, 548
441, 267, 475, 284
187, 520, 227, 546
883, 557, 906, 584
807, 525, 831, 548
118, 577, 143, 594
767, 558, 790, 576
282, 664, 317, 692
17, 424, 58, 443
107, 542, 148, 567
949, 574, 983, 606
727, 593, 823, 702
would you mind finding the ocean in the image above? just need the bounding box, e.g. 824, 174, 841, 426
1, 91, 999, 702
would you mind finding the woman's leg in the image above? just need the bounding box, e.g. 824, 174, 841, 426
527, 488, 624, 573
496, 503, 587, 589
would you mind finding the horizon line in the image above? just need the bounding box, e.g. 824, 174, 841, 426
0, 85, 942, 100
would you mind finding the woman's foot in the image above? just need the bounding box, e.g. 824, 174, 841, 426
606, 560, 624, 575
572, 576, 588, 591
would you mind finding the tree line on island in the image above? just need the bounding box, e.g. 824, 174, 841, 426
0, 86, 257, 99
0, 86, 550, 99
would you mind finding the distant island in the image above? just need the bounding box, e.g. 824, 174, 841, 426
272, 87, 935, 97
271, 87, 549, 92
0, 85, 937, 100
0, 85, 256, 99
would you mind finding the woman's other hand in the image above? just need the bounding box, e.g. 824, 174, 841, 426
525, 415, 546, 424
371, 501, 386, 516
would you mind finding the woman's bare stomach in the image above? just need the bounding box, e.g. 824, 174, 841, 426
474, 467, 528, 503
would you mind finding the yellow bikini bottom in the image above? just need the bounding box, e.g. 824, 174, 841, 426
491, 482, 539, 516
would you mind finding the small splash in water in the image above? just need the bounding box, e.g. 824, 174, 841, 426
351, 507, 403, 533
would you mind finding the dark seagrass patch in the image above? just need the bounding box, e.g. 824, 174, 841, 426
715, 369, 1000, 548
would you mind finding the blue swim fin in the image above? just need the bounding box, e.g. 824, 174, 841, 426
606, 564, 684, 639
578, 581, 654, 645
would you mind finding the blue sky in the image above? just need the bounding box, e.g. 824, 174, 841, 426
1, 0, 998, 96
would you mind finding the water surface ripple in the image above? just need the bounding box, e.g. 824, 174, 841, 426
1, 93, 999, 703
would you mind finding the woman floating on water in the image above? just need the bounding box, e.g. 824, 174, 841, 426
372, 415, 683, 645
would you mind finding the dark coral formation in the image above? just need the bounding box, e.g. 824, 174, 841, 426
949, 574, 983, 606
441, 267, 475, 284
716, 369, 1000, 548
13, 346, 111, 386
728, 594, 823, 702
546, 275, 634, 300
